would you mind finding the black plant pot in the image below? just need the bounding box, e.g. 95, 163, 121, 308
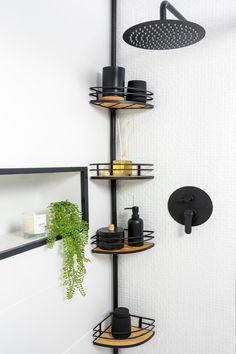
126, 80, 147, 103
112, 307, 131, 339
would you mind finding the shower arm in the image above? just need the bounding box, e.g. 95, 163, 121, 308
160, 1, 187, 21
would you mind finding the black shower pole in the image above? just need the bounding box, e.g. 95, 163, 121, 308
111, 0, 117, 66
110, 0, 117, 227
110, 1, 119, 354
110, 0, 118, 311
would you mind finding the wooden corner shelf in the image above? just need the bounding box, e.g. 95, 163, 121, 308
90, 99, 153, 110
94, 325, 155, 348
91, 175, 154, 180
92, 241, 154, 255
90, 163, 154, 180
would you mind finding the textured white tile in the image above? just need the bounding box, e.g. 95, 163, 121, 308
116, 1, 236, 353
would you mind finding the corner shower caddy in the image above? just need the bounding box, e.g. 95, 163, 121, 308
90, 163, 154, 180
89, 1, 155, 352
90, 86, 154, 109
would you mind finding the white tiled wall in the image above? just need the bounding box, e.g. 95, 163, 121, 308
116, 1, 236, 353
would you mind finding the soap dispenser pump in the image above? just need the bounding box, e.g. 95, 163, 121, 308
124, 206, 144, 247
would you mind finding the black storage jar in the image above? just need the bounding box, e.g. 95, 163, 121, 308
97, 225, 124, 250
111, 307, 131, 339
126, 80, 147, 103
102, 66, 125, 100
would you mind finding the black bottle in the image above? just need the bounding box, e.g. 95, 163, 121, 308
125, 206, 144, 247
111, 307, 131, 339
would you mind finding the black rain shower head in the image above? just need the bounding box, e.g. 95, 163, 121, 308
123, 1, 205, 50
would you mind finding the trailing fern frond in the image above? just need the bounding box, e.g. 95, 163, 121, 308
47, 200, 89, 299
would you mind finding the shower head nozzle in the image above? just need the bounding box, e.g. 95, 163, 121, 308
123, 1, 205, 50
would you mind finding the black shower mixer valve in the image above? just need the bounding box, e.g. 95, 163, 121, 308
168, 186, 213, 235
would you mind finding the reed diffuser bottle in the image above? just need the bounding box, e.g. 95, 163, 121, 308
113, 116, 132, 176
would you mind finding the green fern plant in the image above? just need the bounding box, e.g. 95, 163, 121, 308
47, 200, 89, 299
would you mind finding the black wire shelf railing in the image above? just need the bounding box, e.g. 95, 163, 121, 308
93, 313, 155, 348
89, 86, 154, 109
90, 163, 154, 180
91, 229, 155, 254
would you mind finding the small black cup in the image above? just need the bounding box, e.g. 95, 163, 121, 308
112, 307, 131, 339
126, 80, 147, 103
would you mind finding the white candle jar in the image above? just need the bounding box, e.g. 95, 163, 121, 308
23, 212, 47, 238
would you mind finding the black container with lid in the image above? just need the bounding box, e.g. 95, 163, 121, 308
111, 307, 131, 339
126, 80, 147, 103
96, 224, 124, 250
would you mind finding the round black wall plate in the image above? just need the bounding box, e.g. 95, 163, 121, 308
168, 186, 213, 228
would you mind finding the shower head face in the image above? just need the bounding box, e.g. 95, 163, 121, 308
123, 20, 205, 50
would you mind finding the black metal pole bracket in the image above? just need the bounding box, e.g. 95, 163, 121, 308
160, 1, 187, 21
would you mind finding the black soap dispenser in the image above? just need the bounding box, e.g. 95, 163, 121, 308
125, 206, 144, 247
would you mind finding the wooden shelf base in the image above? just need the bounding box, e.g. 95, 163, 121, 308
91, 175, 154, 180
94, 325, 155, 348
92, 241, 154, 255
90, 99, 153, 110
